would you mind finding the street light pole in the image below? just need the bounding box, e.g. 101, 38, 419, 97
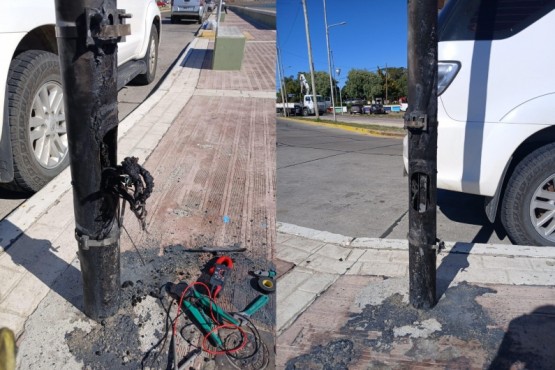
301, 0, 319, 119
336, 68, 343, 115
323, 2, 346, 122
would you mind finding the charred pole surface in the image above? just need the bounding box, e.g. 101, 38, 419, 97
405, 0, 438, 309
54, 0, 130, 319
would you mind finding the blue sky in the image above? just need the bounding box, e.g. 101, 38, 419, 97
277, 0, 408, 88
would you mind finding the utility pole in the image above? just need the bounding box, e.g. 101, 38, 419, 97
301, 0, 319, 119
54, 0, 130, 319
276, 44, 287, 117
405, 0, 438, 309
323, 0, 336, 121
336, 68, 343, 115
385, 63, 388, 103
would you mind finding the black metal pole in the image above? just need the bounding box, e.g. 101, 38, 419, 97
406, 0, 438, 309
54, 0, 130, 319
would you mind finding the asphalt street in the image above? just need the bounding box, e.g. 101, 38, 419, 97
277, 118, 511, 245
0, 12, 198, 220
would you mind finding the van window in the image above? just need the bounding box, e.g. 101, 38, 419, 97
439, 0, 555, 41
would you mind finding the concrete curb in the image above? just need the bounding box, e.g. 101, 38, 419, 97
277, 222, 555, 258
280, 117, 406, 138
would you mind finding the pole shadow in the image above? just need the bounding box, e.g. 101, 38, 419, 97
3, 220, 83, 312
436, 242, 472, 301
488, 305, 555, 369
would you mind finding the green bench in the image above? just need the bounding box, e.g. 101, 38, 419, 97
212, 26, 246, 71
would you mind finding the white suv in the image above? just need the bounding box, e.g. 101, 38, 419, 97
0, 0, 161, 193
404, 0, 555, 246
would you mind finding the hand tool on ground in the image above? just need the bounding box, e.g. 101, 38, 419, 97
208, 256, 233, 298
168, 282, 224, 348
232, 295, 269, 326
169, 282, 241, 327
252, 269, 276, 278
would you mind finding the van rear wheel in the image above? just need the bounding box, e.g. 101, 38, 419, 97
501, 143, 555, 246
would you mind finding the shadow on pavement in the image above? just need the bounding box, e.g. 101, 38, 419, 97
488, 305, 555, 369
3, 221, 83, 312
180, 48, 209, 70
437, 189, 507, 243
436, 242, 472, 301
0, 188, 28, 201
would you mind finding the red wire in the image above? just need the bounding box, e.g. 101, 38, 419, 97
172, 281, 249, 356
201, 323, 248, 355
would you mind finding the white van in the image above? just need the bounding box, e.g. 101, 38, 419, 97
170, 0, 205, 24
404, 0, 555, 246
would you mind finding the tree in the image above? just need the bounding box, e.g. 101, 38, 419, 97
380, 67, 408, 102
343, 69, 382, 102
343, 67, 408, 102
302, 71, 337, 98
279, 72, 340, 102
277, 75, 304, 102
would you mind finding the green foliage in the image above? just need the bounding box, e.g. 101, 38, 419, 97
277, 67, 408, 104
303, 71, 337, 98
343, 67, 407, 102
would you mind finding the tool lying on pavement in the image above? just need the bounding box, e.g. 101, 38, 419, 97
233, 295, 269, 326
168, 282, 224, 348
168, 281, 241, 326
208, 256, 233, 298
252, 269, 276, 278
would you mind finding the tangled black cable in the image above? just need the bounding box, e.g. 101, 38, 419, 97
106, 156, 154, 230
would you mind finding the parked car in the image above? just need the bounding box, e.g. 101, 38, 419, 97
170, 0, 205, 24
403, 0, 555, 246
367, 104, 386, 115
350, 104, 364, 115
0, 0, 161, 193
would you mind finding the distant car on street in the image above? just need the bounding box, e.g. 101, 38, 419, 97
0, 0, 161, 193
171, 0, 205, 24
368, 104, 386, 115
350, 104, 364, 115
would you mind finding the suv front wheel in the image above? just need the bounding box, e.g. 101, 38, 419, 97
501, 143, 555, 246
4, 50, 68, 193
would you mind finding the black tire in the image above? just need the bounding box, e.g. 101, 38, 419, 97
133, 25, 159, 85
2, 50, 68, 193
501, 143, 555, 246
170, 15, 177, 24
302, 108, 308, 117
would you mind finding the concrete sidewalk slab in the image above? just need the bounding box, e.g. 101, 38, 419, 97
276, 224, 555, 369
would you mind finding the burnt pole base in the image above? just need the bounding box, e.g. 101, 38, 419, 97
408, 243, 436, 309
77, 230, 121, 320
